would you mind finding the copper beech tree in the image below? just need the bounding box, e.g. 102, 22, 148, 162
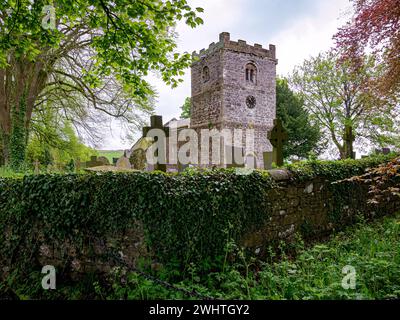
334, 0, 400, 97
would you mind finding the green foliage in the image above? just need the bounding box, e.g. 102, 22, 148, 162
0, 0, 203, 93
180, 97, 191, 119
291, 51, 399, 158
65, 159, 75, 172
0, 140, 4, 166
0, 166, 28, 178
286, 153, 396, 182
0, 0, 203, 165
276, 78, 322, 159
104, 213, 400, 300
15, 213, 399, 300
0, 156, 397, 299
27, 121, 96, 166
0, 170, 274, 272
287, 154, 397, 225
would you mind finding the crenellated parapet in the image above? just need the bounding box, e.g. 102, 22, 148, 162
192, 32, 277, 64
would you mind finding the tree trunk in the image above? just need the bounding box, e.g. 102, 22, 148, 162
0, 57, 48, 168
0, 66, 10, 164
343, 125, 355, 159
0, 133, 9, 165
343, 140, 354, 159
9, 97, 28, 170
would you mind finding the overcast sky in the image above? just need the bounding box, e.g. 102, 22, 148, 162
100, 0, 352, 150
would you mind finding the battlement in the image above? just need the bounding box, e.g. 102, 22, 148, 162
192, 32, 277, 63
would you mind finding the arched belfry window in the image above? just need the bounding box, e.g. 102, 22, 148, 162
245, 63, 257, 83
202, 66, 210, 83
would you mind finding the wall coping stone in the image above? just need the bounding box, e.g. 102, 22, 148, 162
267, 169, 291, 181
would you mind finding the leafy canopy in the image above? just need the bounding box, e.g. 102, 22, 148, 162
0, 0, 204, 97
334, 0, 400, 97
291, 50, 399, 158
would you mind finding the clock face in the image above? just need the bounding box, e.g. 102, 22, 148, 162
246, 95, 256, 109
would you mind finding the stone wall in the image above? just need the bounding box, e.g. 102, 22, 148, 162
37, 223, 149, 278
241, 169, 400, 254
32, 168, 399, 278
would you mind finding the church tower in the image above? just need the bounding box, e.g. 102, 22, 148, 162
190, 32, 278, 168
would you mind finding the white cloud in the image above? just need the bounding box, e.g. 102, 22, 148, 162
272, 0, 351, 76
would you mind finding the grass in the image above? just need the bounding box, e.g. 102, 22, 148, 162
0, 166, 30, 178
3, 212, 399, 300
104, 212, 400, 300
97, 150, 124, 163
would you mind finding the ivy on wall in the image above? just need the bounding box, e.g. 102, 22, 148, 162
0, 170, 275, 275
0, 154, 396, 285
286, 154, 396, 181
287, 154, 397, 226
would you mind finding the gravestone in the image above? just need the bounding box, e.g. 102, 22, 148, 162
142, 115, 170, 172
267, 118, 288, 167
116, 156, 131, 169
375, 148, 391, 155
226, 145, 245, 168
245, 153, 257, 169
85, 156, 104, 168
130, 148, 146, 170
97, 156, 110, 166
34, 160, 40, 174
263, 152, 273, 170
146, 163, 155, 171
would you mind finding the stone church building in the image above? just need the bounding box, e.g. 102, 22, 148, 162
130, 32, 278, 170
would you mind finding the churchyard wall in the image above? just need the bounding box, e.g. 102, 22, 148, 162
0, 155, 398, 282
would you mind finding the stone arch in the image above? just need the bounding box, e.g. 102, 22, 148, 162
245, 62, 257, 84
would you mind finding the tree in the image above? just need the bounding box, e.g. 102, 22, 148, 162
334, 0, 400, 97
334, 1, 400, 207
26, 103, 96, 166
0, 1, 204, 168
291, 50, 398, 159
180, 97, 191, 119
276, 78, 322, 160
